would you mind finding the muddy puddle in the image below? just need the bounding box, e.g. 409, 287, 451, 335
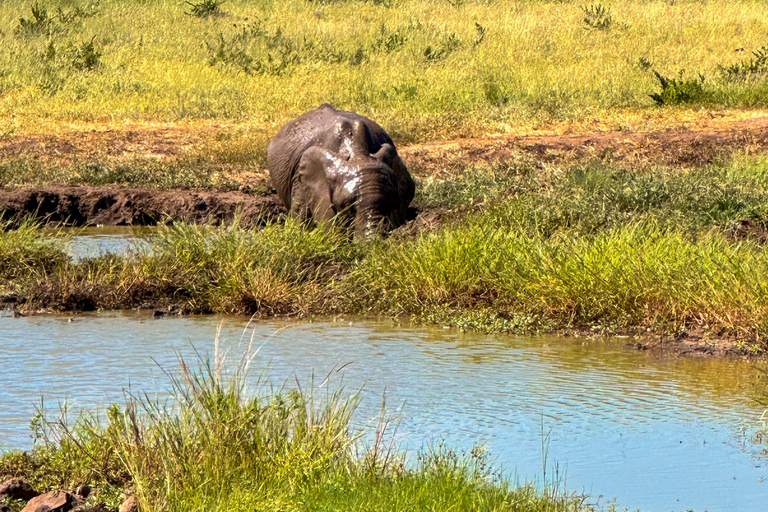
0, 312, 766, 512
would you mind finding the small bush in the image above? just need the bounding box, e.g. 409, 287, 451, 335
720, 46, 768, 81
185, 0, 225, 18
71, 37, 101, 70
207, 24, 303, 76
581, 3, 612, 31
16, 3, 53, 35
423, 33, 461, 62
649, 70, 706, 105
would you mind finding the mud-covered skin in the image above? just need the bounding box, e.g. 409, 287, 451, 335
268, 104, 415, 237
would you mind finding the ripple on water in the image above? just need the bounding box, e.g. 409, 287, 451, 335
0, 312, 766, 512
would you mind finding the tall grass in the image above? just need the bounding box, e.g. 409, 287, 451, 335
6, 157, 768, 350
0, 354, 592, 512
0, 217, 67, 280
0, 0, 767, 138
354, 221, 768, 342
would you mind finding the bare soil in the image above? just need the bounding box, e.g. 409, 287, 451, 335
401, 114, 768, 175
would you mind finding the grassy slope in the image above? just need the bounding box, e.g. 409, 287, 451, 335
0, 0, 767, 141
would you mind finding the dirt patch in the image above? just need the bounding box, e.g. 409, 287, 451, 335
0, 186, 284, 227
0, 123, 222, 163
401, 115, 768, 175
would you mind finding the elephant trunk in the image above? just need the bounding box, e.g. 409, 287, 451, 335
353, 167, 400, 239
354, 209, 392, 239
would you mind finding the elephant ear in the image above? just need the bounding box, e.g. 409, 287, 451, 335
371, 143, 414, 214
297, 146, 337, 223
371, 143, 397, 168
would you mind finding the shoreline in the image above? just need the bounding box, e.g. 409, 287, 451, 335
3, 116, 768, 359
3, 306, 764, 360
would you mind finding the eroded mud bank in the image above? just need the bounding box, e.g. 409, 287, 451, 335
0, 186, 284, 227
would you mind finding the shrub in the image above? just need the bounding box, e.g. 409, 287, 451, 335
649, 70, 707, 105
71, 37, 101, 70
581, 3, 612, 31
720, 45, 768, 81
185, 0, 225, 18
16, 3, 53, 36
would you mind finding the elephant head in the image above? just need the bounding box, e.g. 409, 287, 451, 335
294, 119, 409, 238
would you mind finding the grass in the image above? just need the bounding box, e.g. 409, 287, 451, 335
0, 355, 593, 512
0, 217, 68, 281
0, 0, 767, 141
4, 155, 768, 352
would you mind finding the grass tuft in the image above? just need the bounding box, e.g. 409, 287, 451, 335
581, 3, 613, 31
0, 354, 592, 512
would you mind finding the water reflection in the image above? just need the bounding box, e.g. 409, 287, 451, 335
0, 312, 766, 512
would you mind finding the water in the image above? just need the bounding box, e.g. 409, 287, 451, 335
1, 312, 766, 512
52, 227, 150, 260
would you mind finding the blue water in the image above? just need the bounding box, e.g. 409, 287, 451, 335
1, 312, 766, 512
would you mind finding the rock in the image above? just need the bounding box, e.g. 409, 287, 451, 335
1, 505, 13, 512
21, 491, 79, 512
0, 478, 39, 501
118, 496, 138, 512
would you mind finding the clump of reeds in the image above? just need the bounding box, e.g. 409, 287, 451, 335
0, 217, 68, 280
0, 352, 591, 512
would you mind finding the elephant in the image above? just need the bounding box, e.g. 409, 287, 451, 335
267, 104, 415, 238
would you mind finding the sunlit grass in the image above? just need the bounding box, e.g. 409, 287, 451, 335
0, 0, 767, 140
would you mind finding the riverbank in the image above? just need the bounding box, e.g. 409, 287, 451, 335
5, 143, 768, 356
2, 111, 768, 228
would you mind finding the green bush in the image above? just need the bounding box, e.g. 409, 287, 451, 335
649, 70, 707, 105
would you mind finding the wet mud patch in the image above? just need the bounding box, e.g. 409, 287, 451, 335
0, 186, 284, 227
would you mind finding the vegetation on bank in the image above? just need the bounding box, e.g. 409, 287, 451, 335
4, 155, 768, 352
1, 0, 767, 142
0, 357, 592, 512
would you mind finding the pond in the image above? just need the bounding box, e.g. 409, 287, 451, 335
0, 311, 766, 512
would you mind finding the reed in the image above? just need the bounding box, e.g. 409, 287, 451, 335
0, 355, 592, 512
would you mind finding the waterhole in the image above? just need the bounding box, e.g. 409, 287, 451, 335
0, 312, 766, 512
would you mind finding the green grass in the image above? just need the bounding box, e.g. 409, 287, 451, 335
4, 156, 768, 351
0, 355, 593, 512
1, 0, 767, 139
0, 217, 68, 280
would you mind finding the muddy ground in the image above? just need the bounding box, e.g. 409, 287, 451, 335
0, 186, 284, 227
2, 114, 768, 226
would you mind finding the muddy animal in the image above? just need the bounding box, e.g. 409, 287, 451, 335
267, 104, 415, 237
